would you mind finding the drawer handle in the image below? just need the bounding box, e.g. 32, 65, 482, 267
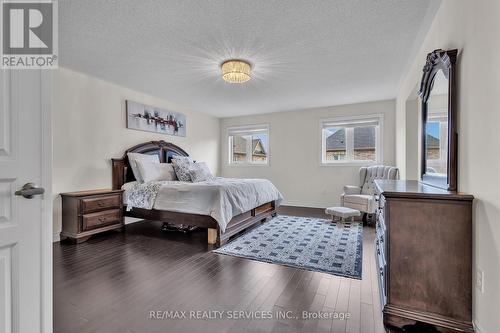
98, 202, 105, 207
98, 217, 106, 223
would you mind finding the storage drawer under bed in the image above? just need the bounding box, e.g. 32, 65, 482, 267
254, 202, 274, 216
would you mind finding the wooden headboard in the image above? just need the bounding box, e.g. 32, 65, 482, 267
111, 140, 189, 190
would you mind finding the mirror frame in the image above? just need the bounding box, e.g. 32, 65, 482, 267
418, 49, 458, 191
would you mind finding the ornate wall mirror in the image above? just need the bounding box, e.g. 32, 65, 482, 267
418, 49, 458, 191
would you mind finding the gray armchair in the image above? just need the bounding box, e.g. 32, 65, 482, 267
341, 166, 399, 218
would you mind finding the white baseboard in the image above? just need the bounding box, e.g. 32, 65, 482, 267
473, 320, 484, 333
52, 204, 336, 243
125, 217, 144, 225
281, 201, 339, 209
52, 218, 143, 243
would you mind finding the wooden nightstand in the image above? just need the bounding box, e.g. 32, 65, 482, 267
60, 189, 124, 243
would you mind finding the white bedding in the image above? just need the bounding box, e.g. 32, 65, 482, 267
122, 177, 283, 232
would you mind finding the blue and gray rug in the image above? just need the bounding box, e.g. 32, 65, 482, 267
213, 215, 363, 279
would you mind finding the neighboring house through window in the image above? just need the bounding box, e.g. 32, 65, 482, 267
321, 115, 383, 165
425, 108, 448, 174
228, 125, 269, 165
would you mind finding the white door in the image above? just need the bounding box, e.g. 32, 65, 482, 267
0, 69, 52, 333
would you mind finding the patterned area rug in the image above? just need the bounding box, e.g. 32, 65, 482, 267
213, 215, 363, 279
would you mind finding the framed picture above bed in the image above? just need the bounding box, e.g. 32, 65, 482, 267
126, 100, 186, 137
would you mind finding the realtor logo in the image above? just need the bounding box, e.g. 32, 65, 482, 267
1, 0, 58, 68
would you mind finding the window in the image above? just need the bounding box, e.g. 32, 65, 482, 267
228, 125, 269, 165
321, 115, 382, 165
425, 109, 448, 174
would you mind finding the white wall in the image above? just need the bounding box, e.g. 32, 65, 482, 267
220, 100, 396, 208
405, 96, 419, 180
52, 68, 220, 236
396, 0, 500, 331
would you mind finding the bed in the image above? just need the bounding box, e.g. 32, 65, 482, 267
112, 140, 282, 246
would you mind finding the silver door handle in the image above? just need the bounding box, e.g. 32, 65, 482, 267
15, 183, 45, 199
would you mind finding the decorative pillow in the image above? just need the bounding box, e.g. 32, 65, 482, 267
188, 162, 215, 183
137, 161, 177, 183
127, 153, 160, 183
171, 156, 194, 182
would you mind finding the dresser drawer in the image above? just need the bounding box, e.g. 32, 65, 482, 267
377, 212, 386, 234
61, 189, 124, 243
375, 239, 387, 308
376, 233, 386, 266
377, 263, 387, 307
376, 217, 385, 238
378, 196, 386, 218
254, 202, 274, 215
81, 195, 121, 213
82, 209, 122, 231
379, 193, 385, 204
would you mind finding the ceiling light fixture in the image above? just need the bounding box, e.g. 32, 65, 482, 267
221, 59, 252, 83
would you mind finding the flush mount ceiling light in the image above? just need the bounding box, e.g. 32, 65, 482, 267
221, 59, 252, 83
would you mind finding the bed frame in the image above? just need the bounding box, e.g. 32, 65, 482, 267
111, 140, 277, 246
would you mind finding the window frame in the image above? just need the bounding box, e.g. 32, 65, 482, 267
319, 114, 384, 166
426, 107, 448, 172
226, 124, 270, 167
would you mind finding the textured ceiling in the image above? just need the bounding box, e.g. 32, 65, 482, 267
59, 0, 439, 117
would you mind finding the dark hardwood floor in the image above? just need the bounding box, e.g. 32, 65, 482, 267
54, 206, 386, 333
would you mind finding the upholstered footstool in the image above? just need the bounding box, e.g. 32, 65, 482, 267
325, 207, 361, 222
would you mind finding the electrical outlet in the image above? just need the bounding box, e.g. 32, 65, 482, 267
476, 269, 484, 293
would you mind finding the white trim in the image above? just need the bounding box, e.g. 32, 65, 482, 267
2, 61, 53, 333
473, 320, 484, 333
319, 114, 384, 166
319, 161, 382, 167
225, 123, 270, 167
125, 217, 143, 225
40, 70, 53, 333
319, 113, 384, 125
52, 232, 60, 243
224, 162, 270, 167
52, 218, 143, 241
281, 201, 340, 210
227, 125, 268, 136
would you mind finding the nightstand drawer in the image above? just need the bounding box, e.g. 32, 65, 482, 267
81, 195, 121, 213
82, 209, 122, 231
61, 189, 124, 243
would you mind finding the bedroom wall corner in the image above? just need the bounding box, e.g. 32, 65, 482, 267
52, 67, 220, 237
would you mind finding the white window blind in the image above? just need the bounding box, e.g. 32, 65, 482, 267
321, 118, 380, 128
227, 127, 268, 137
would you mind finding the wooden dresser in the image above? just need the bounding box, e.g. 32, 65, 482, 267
374, 180, 474, 332
60, 189, 124, 243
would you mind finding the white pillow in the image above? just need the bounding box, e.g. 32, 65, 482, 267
171, 156, 194, 182
137, 161, 177, 183
127, 153, 160, 183
188, 162, 215, 182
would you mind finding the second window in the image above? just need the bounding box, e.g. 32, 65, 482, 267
321, 116, 382, 164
